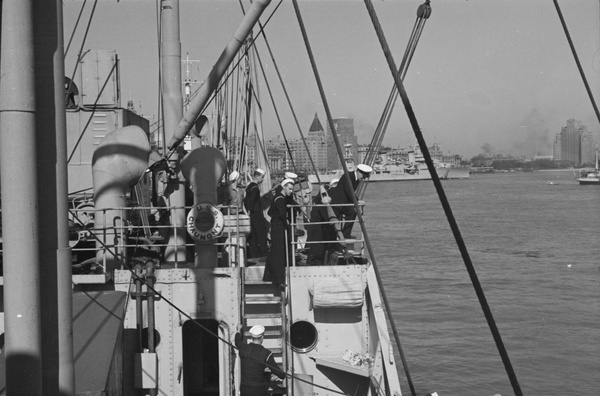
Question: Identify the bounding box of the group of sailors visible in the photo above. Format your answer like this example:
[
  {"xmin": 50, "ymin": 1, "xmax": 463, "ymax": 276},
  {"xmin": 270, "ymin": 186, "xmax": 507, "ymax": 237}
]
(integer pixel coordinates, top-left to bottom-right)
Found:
[
  {"xmin": 229, "ymin": 166, "xmax": 371, "ymax": 395},
  {"xmin": 218, "ymin": 164, "xmax": 373, "ymax": 288}
]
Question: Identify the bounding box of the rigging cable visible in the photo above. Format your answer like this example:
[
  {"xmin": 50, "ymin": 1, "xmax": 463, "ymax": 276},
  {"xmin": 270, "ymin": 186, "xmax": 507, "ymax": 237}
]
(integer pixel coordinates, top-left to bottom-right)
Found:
[
  {"xmin": 251, "ymin": 5, "xmax": 322, "ymax": 182},
  {"xmin": 66, "ymin": 61, "xmax": 118, "ymax": 164},
  {"xmin": 365, "ymin": 1, "xmax": 430, "ymax": 167},
  {"xmin": 290, "ymin": 1, "xmax": 416, "ymax": 395},
  {"xmin": 362, "ymin": 0, "xmax": 524, "ymax": 395},
  {"xmin": 156, "ymin": 0, "xmax": 284, "ymax": 164},
  {"xmin": 64, "ymin": 0, "xmax": 98, "ymax": 106},
  {"xmin": 357, "ymin": 0, "xmax": 431, "ymax": 200},
  {"xmin": 237, "ymin": 0, "xmax": 303, "ymax": 179},
  {"xmin": 247, "ymin": 47, "xmax": 286, "ymax": 177},
  {"xmin": 250, "ymin": 56, "xmax": 298, "ymax": 174},
  {"xmin": 64, "ymin": 0, "xmax": 88, "ymax": 58},
  {"xmin": 553, "ymin": 0, "xmax": 600, "ymax": 125}
]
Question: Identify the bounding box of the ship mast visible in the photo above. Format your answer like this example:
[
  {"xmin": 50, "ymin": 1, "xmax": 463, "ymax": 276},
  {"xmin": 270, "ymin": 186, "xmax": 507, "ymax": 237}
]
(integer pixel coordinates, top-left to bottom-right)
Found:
[
  {"xmin": 160, "ymin": 0, "xmax": 187, "ymax": 263},
  {"xmin": 0, "ymin": 0, "xmax": 74, "ymax": 394}
]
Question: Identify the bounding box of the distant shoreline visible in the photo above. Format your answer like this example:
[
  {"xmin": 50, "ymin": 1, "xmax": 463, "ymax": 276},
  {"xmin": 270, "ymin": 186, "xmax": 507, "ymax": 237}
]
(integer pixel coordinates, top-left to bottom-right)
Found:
[{"xmin": 537, "ymin": 168, "xmax": 575, "ymax": 172}]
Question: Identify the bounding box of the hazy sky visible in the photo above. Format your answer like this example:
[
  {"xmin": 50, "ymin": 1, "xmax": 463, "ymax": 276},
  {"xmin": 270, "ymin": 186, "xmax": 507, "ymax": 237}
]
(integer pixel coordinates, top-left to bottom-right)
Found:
[{"xmin": 63, "ymin": 0, "xmax": 600, "ymax": 158}]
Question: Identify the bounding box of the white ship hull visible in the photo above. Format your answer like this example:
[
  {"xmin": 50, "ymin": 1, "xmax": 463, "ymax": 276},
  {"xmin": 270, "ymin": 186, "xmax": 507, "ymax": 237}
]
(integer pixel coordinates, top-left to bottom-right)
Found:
[{"xmin": 309, "ymin": 166, "xmax": 470, "ymax": 184}]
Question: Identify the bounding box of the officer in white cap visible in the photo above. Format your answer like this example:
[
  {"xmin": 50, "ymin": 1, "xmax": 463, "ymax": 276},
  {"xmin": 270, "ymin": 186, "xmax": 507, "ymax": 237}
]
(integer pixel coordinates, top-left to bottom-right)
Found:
[
  {"xmin": 235, "ymin": 324, "xmax": 286, "ymax": 395},
  {"xmin": 356, "ymin": 163, "xmax": 373, "ymax": 179},
  {"xmin": 245, "ymin": 168, "xmax": 269, "ymax": 258},
  {"xmin": 327, "ymin": 163, "xmax": 372, "ymax": 239}
]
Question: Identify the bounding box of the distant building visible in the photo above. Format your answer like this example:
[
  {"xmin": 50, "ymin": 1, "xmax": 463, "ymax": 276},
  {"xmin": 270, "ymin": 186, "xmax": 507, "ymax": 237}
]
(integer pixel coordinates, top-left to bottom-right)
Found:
[
  {"xmin": 286, "ymin": 113, "xmax": 328, "ymax": 172},
  {"xmin": 581, "ymin": 132, "xmax": 598, "ymax": 165},
  {"xmin": 553, "ymin": 119, "xmax": 597, "ymax": 165},
  {"xmin": 327, "ymin": 118, "xmax": 358, "ymax": 170}
]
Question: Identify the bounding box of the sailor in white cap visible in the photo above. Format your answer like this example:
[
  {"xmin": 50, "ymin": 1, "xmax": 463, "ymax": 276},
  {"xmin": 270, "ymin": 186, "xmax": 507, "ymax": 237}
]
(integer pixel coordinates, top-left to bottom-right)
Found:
[
  {"xmin": 327, "ymin": 163, "xmax": 372, "ymax": 239},
  {"xmin": 248, "ymin": 324, "xmax": 265, "ymax": 338},
  {"xmin": 224, "ymin": 170, "xmax": 242, "ymax": 214},
  {"xmin": 284, "ymin": 171, "xmax": 298, "ymax": 180},
  {"xmin": 328, "ymin": 178, "xmax": 339, "ymax": 189},
  {"xmin": 235, "ymin": 324, "xmax": 286, "ymax": 395},
  {"xmin": 228, "ymin": 170, "xmax": 240, "ymax": 183},
  {"xmin": 263, "ymin": 178, "xmax": 295, "ymax": 288},
  {"xmin": 245, "ymin": 168, "xmax": 269, "ymax": 258}
]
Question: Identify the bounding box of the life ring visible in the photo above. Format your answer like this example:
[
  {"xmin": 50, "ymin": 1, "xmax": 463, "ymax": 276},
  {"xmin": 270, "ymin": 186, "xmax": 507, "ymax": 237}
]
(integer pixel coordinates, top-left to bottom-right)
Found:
[{"xmin": 186, "ymin": 202, "xmax": 224, "ymax": 242}]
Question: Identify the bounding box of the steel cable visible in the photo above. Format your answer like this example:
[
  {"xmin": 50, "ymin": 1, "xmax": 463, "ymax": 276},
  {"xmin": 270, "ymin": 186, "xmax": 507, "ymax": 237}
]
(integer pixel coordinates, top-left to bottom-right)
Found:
[{"xmin": 363, "ymin": 0, "xmax": 523, "ymax": 395}]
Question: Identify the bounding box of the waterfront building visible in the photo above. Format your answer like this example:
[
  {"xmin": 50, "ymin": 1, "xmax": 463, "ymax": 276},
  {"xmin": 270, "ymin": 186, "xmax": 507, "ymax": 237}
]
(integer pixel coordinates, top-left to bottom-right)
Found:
[
  {"xmin": 553, "ymin": 119, "xmax": 597, "ymax": 165},
  {"xmin": 286, "ymin": 113, "xmax": 328, "ymax": 172},
  {"xmin": 326, "ymin": 117, "xmax": 358, "ymax": 170},
  {"xmin": 581, "ymin": 131, "xmax": 598, "ymax": 166}
]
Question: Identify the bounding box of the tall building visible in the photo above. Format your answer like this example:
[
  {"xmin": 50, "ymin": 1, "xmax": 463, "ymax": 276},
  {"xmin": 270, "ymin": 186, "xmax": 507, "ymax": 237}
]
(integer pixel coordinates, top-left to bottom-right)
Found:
[
  {"xmin": 581, "ymin": 131, "xmax": 597, "ymax": 165},
  {"xmin": 553, "ymin": 119, "xmax": 597, "ymax": 165},
  {"xmin": 264, "ymin": 113, "xmax": 330, "ymax": 173},
  {"xmin": 306, "ymin": 113, "xmax": 328, "ymax": 171},
  {"xmin": 327, "ymin": 117, "xmax": 358, "ymax": 170}
]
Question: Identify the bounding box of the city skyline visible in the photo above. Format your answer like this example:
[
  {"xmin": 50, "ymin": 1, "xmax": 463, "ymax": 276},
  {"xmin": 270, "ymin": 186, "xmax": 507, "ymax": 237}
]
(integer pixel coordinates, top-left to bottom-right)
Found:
[{"xmin": 63, "ymin": 0, "xmax": 600, "ymax": 158}]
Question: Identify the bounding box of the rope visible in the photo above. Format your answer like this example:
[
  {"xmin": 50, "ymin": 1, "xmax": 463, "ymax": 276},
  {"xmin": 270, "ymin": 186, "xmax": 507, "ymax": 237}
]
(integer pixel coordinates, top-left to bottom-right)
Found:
[
  {"xmin": 64, "ymin": 0, "xmax": 99, "ymax": 106},
  {"xmin": 251, "ymin": 47, "xmax": 299, "ymax": 172},
  {"xmin": 66, "ymin": 61, "xmax": 118, "ymax": 164},
  {"xmin": 553, "ymin": 0, "xmax": 600, "ymax": 125},
  {"xmin": 363, "ymin": 1, "xmax": 524, "ymax": 395},
  {"xmin": 292, "ymin": 1, "xmax": 416, "ymax": 393},
  {"xmin": 252, "ymin": 10, "xmax": 322, "ymax": 181},
  {"xmin": 237, "ymin": 0, "xmax": 305, "ymax": 178},
  {"xmin": 64, "ymin": 0, "xmax": 88, "ymax": 58},
  {"xmin": 358, "ymin": 0, "xmax": 431, "ymax": 200}
]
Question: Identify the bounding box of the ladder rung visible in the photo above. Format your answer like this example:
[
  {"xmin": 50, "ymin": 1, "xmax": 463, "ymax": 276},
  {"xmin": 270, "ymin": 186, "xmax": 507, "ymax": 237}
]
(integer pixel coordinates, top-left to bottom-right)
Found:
[
  {"xmin": 245, "ymin": 314, "xmax": 282, "ymax": 327},
  {"xmin": 245, "ymin": 294, "xmax": 282, "ymax": 304},
  {"xmin": 244, "ymin": 329, "xmax": 282, "ymax": 338},
  {"xmin": 244, "ymin": 280, "xmax": 273, "ymax": 285}
]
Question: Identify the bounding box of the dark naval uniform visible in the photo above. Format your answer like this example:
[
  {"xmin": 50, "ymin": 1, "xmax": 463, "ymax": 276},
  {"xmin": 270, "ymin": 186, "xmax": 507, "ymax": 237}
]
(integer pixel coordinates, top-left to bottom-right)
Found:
[
  {"xmin": 306, "ymin": 193, "xmax": 337, "ymax": 265},
  {"xmin": 263, "ymin": 192, "xmax": 290, "ymax": 286},
  {"xmin": 327, "ymin": 171, "xmax": 359, "ymax": 238},
  {"xmin": 245, "ymin": 181, "xmax": 269, "ymax": 258},
  {"xmin": 235, "ymin": 333, "xmax": 285, "ymax": 396}
]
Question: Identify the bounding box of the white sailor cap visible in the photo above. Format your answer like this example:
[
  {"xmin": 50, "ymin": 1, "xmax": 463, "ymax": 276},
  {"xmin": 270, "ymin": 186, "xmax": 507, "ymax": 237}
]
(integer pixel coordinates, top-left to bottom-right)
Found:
[
  {"xmin": 249, "ymin": 325, "xmax": 265, "ymax": 338},
  {"xmin": 329, "ymin": 178, "xmax": 339, "ymax": 187},
  {"xmin": 228, "ymin": 171, "xmax": 240, "ymax": 182},
  {"xmin": 356, "ymin": 164, "xmax": 373, "ymax": 175},
  {"xmin": 284, "ymin": 171, "xmax": 298, "ymax": 179},
  {"xmin": 281, "ymin": 178, "xmax": 295, "ymax": 187},
  {"xmin": 255, "ymin": 168, "xmax": 265, "ymax": 175}
]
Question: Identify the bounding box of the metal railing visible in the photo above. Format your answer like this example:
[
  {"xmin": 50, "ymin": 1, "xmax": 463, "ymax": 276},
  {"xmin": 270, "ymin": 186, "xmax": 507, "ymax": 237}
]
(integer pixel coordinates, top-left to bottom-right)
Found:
[
  {"xmin": 288, "ymin": 201, "xmax": 366, "ymax": 267},
  {"xmin": 0, "ymin": 202, "xmax": 368, "ymax": 271},
  {"xmin": 66, "ymin": 204, "xmax": 251, "ymax": 271}
]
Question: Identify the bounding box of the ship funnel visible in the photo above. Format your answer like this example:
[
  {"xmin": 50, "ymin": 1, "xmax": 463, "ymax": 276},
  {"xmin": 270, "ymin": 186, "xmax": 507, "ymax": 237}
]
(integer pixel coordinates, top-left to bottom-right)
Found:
[
  {"xmin": 92, "ymin": 125, "xmax": 150, "ymax": 272},
  {"xmin": 181, "ymin": 147, "xmax": 227, "ymax": 268}
]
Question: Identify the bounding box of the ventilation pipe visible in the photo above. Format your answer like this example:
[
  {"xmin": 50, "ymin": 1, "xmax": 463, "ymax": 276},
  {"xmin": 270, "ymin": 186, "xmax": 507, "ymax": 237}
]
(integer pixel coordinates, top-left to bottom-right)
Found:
[
  {"xmin": 180, "ymin": 147, "xmax": 226, "ymax": 268},
  {"xmin": 92, "ymin": 126, "xmax": 150, "ymax": 272}
]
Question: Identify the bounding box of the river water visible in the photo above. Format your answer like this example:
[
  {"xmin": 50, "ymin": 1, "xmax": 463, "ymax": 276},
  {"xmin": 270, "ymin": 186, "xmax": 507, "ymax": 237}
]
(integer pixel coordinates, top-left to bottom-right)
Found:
[{"xmin": 362, "ymin": 170, "xmax": 600, "ymax": 396}]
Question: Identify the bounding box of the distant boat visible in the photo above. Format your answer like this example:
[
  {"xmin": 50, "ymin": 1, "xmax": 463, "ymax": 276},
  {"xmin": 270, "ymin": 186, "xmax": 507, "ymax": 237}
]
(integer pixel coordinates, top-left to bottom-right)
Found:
[
  {"xmin": 309, "ymin": 150, "xmax": 470, "ymax": 184},
  {"xmin": 574, "ymin": 149, "xmax": 599, "ymax": 185}
]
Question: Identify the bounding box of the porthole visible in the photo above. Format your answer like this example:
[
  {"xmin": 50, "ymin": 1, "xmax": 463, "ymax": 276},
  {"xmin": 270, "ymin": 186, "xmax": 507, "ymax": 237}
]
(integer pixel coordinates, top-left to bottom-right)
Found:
[{"xmin": 289, "ymin": 320, "xmax": 318, "ymax": 353}]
